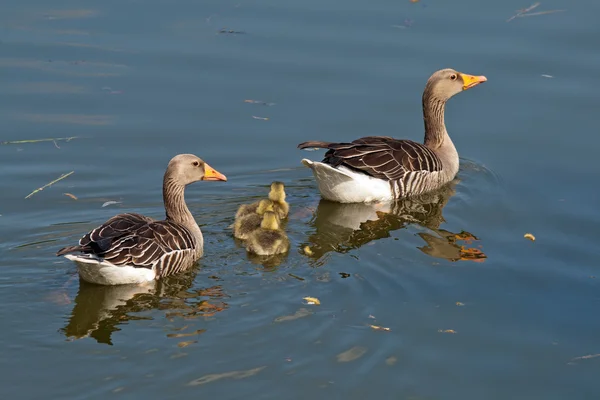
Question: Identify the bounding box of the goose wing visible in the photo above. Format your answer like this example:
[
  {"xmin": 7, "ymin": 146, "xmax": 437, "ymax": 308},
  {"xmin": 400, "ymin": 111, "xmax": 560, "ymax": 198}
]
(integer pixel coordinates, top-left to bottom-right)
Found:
[
  {"xmin": 58, "ymin": 213, "xmax": 198, "ymax": 275},
  {"xmin": 298, "ymin": 136, "xmax": 443, "ymax": 181}
]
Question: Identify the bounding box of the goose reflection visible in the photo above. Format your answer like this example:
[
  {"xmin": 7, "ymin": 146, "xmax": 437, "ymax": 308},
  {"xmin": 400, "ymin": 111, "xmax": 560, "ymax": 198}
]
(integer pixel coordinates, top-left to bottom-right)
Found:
[
  {"xmin": 60, "ymin": 270, "xmax": 229, "ymax": 345},
  {"xmin": 300, "ymin": 180, "xmax": 486, "ymax": 263}
]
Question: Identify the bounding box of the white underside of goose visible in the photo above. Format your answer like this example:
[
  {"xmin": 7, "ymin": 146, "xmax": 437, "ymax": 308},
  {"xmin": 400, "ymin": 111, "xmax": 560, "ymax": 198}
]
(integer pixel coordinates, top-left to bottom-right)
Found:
[
  {"xmin": 301, "ymin": 159, "xmax": 394, "ymax": 203},
  {"xmin": 65, "ymin": 254, "xmax": 156, "ymax": 285}
]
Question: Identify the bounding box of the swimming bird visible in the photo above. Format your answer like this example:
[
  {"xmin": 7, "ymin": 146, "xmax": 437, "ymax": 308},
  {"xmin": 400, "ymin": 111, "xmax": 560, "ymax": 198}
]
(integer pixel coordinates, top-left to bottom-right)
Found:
[
  {"xmin": 56, "ymin": 154, "xmax": 227, "ymax": 285},
  {"xmin": 245, "ymin": 211, "xmax": 290, "ymax": 256},
  {"xmin": 267, "ymin": 181, "xmax": 289, "ymax": 219},
  {"xmin": 234, "ymin": 181, "xmax": 289, "ymax": 220},
  {"xmin": 298, "ymin": 68, "xmax": 487, "ymax": 203},
  {"xmin": 233, "ymin": 199, "xmax": 275, "ymax": 240}
]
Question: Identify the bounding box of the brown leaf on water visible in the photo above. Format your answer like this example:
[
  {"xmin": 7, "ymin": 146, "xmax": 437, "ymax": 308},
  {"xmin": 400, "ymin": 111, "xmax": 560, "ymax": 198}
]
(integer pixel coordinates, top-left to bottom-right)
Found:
[
  {"xmin": 303, "ymin": 296, "xmax": 320, "ymax": 305},
  {"xmin": 438, "ymin": 329, "xmax": 457, "ymax": 334},
  {"xmin": 187, "ymin": 366, "xmax": 266, "ymax": 386},
  {"xmin": 167, "ymin": 329, "xmax": 206, "ymax": 338},
  {"xmin": 337, "ymin": 346, "xmax": 367, "ymax": 362},
  {"xmin": 63, "ymin": 192, "xmax": 78, "ymax": 200},
  {"xmin": 369, "ymin": 324, "xmax": 391, "ymax": 332},
  {"xmin": 177, "ymin": 340, "xmax": 197, "ymax": 348},
  {"xmin": 524, "ymin": 233, "xmax": 536, "ymax": 241}
]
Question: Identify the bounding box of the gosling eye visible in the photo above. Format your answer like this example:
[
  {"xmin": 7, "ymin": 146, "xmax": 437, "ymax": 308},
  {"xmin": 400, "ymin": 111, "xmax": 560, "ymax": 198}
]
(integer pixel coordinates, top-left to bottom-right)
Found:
[
  {"xmin": 192, "ymin": 161, "xmax": 200, "ymax": 167},
  {"xmin": 450, "ymin": 74, "xmax": 457, "ymax": 81}
]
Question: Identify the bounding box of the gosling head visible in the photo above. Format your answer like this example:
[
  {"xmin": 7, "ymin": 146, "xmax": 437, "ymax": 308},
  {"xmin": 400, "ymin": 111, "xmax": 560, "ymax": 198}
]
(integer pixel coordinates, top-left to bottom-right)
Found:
[
  {"xmin": 268, "ymin": 181, "xmax": 286, "ymax": 202},
  {"xmin": 261, "ymin": 211, "xmax": 280, "ymax": 230},
  {"xmin": 424, "ymin": 68, "xmax": 487, "ymax": 102},
  {"xmin": 256, "ymin": 199, "xmax": 275, "ymax": 215},
  {"xmin": 165, "ymin": 154, "xmax": 227, "ymax": 186}
]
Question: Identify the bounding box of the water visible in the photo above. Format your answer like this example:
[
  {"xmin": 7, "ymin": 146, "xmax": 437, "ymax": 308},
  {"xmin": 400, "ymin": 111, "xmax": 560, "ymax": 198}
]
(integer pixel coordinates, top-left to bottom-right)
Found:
[{"xmin": 1, "ymin": 0, "xmax": 599, "ymax": 398}]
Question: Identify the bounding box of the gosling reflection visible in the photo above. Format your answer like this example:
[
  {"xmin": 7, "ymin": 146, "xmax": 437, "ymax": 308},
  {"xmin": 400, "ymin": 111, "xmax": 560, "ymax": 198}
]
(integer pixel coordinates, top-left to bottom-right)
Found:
[
  {"xmin": 301, "ymin": 181, "xmax": 485, "ymax": 263},
  {"xmin": 60, "ymin": 270, "xmax": 229, "ymax": 345}
]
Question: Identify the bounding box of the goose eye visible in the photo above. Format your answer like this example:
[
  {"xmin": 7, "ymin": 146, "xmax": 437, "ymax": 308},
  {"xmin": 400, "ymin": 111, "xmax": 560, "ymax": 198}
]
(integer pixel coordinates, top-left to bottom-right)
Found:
[
  {"xmin": 450, "ymin": 74, "xmax": 457, "ymax": 80},
  {"xmin": 192, "ymin": 161, "xmax": 200, "ymax": 167}
]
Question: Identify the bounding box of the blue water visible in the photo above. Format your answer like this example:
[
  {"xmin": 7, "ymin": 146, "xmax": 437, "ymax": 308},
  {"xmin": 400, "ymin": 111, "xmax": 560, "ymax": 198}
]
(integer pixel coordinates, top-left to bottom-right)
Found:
[{"xmin": 1, "ymin": 0, "xmax": 599, "ymax": 399}]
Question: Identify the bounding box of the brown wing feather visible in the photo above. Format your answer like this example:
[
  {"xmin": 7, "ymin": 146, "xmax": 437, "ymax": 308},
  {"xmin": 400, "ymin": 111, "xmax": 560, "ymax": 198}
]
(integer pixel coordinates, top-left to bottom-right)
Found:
[
  {"xmin": 298, "ymin": 136, "xmax": 442, "ymax": 181},
  {"xmin": 56, "ymin": 212, "xmax": 197, "ymax": 270}
]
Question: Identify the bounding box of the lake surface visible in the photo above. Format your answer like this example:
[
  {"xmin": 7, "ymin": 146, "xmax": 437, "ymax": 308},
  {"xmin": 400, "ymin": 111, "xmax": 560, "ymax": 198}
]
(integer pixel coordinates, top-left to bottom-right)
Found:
[{"xmin": 1, "ymin": 0, "xmax": 599, "ymax": 398}]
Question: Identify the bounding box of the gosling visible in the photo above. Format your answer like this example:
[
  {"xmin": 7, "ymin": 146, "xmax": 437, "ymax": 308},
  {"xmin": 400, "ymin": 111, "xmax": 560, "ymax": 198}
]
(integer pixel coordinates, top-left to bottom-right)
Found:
[
  {"xmin": 233, "ymin": 199, "xmax": 274, "ymax": 240},
  {"xmin": 245, "ymin": 211, "xmax": 290, "ymax": 256}
]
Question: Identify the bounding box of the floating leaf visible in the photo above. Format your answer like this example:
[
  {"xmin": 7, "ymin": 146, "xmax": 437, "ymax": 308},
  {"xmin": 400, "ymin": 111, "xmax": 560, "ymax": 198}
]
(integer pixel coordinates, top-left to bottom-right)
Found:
[
  {"xmin": 438, "ymin": 329, "xmax": 457, "ymax": 334},
  {"xmin": 524, "ymin": 233, "xmax": 535, "ymax": 241},
  {"xmin": 63, "ymin": 192, "xmax": 78, "ymax": 200},
  {"xmin": 303, "ymin": 296, "xmax": 320, "ymax": 305},
  {"xmin": 102, "ymin": 200, "xmax": 121, "ymax": 208},
  {"xmin": 369, "ymin": 324, "xmax": 391, "ymax": 332},
  {"xmin": 177, "ymin": 340, "xmax": 197, "ymax": 348},
  {"xmin": 456, "ymin": 302, "xmax": 465, "ymax": 306},
  {"xmin": 303, "ymin": 246, "xmax": 313, "ymax": 256}
]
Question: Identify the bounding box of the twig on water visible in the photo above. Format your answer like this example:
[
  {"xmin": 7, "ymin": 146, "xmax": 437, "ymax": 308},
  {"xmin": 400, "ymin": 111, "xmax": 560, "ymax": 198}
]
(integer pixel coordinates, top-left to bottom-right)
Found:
[
  {"xmin": 1, "ymin": 136, "xmax": 78, "ymax": 145},
  {"xmin": 507, "ymin": 2, "xmax": 565, "ymax": 22},
  {"xmin": 25, "ymin": 171, "xmax": 74, "ymax": 199}
]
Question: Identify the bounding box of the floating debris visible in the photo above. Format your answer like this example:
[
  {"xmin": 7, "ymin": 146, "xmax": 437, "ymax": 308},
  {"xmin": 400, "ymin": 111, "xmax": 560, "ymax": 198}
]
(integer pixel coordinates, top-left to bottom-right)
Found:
[
  {"xmin": 244, "ymin": 99, "xmax": 276, "ymax": 106},
  {"xmin": 218, "ymin": 28, "xmax": 246, "ymax": 34},
  {"xmin": 303, "ymin": 245, "xmax": 313, "ymax": 256},
  {"xmin": 25, "ymin": 171, "xmax": 74, "ymax": 199},
  {"xmin": 102, "ymin": 201, "xmax": 121, "ymax": 208},
  {"xmin": 177, "ymin": 340, "xmax": 197, "ymax": 348},
  {"xmin": 303, "ymin": 296, "xmax": 321, "ymax": 305},
  {"xmin": 63, "ymin": 193, "xmax": 78, "ymax": 200},
  {"xmin": 369, "ymin": 324, "xmax": 391, "ymax": 332},
  {"xmin": 524, "ymin": 233, "xmax": 536, "ymax": 241},
  {"xmin": 541, "ymin": 74, "xmax": 554, "ymax": 78},
  {"xmin": 507, "ymin": 2, "xmax": 565, "ymax": 22},
  {"xmin": 456, "ymin": 302, "xmax": 465, "ymax": 306},
  {"xmin": 438, "ymin": 329, "xmax": 457, "ymax": 334},
  {"xmin": 1, "ymin": 136, "xmax": 78, "ymax": 145},
  {"xmin": 252, "ymin": 116, "xmax": 269, "ymax": 121}
]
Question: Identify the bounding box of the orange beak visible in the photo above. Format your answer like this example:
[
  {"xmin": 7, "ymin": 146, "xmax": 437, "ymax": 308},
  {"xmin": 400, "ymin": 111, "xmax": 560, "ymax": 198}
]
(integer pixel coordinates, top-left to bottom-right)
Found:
[
  {"xmin": 460, "ymin": 73, "xmax": 487, "ymax": 90},
  {"xmin": 202, "ymin": 163, "xmax": 227, "ymax": 181}
]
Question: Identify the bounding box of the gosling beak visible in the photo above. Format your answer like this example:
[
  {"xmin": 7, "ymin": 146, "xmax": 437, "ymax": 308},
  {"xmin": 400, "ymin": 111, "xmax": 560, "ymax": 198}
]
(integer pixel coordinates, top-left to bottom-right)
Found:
[
  {"xmin": 202, "ymin": 163, "xmax": 227, "ymax": 181},
  {"xmin": 460, "ymin": 73, "xmax": 487, "ymax": 90}
]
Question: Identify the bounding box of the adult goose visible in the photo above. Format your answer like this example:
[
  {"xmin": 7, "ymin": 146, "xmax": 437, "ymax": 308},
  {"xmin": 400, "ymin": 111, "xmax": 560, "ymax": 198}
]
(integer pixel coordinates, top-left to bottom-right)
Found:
[
  {"xmin": 56, "ymin": 154, "xmax": 227, "ymax": 285},
  {"xmin": 298, "ymin": 68, "xmax": 487, "ymax": 203}
]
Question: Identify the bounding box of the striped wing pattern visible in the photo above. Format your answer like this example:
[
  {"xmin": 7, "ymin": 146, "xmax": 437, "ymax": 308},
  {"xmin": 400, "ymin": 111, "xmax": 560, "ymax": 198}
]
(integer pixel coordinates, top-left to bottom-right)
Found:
[
  {"xmin": 75, "ymin": 212, "xmax": 198, "ymax": 277},
  {"xmin": 299, "ymin": 136, "xmax": 443, "ymax": 197}
]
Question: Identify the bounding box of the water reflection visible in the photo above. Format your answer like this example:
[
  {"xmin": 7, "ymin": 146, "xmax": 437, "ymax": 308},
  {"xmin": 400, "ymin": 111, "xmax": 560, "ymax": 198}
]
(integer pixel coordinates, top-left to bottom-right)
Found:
[
  {"xmin": 300, "ymin": 180, "xmax": 486, "ymax": 263},
  {"xmin": 60, "ymin": 269, "xmax": 229, "ymax": 345}
]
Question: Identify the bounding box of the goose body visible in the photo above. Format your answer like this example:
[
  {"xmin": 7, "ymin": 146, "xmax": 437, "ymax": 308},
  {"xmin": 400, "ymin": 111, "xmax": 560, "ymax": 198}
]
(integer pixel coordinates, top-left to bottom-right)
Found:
[
  {"xmin": 299, "ymin": 69, "xmax": 486, "ymax": 203},
  {"xmin": 57, "ymin": 154, "xmax": 227, "ymax": 285}
]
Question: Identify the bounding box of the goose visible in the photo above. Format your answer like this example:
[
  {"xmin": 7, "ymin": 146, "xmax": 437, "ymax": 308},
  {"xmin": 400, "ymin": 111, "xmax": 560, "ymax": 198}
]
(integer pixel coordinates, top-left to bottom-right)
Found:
[
  {"xmin": 245, "ymin": 211, "xmax": 290, "ymax": 256},
  {"xmin": 298, "ymin": 68, "xmax": 487, "ymax": 203},
  {"xmin": 233, "ymin": 199, "xmax": 275, "ymax": 240},
  {"xmin": 56, "ymin": 154, "xmax": 227, "ymax": 285},
  {"xmin": 234, "ymin": 181, "xmax": 289, "ymax": 220}
]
